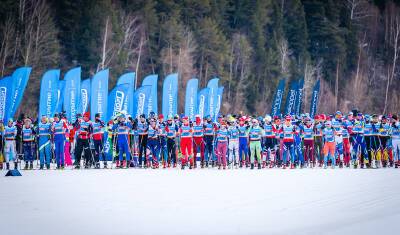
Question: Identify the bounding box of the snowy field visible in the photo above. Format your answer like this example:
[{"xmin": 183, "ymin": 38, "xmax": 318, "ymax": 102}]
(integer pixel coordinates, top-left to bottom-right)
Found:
[{"xmin": 1, "ymin": 168, "xmax": 400, "ymax": 235}]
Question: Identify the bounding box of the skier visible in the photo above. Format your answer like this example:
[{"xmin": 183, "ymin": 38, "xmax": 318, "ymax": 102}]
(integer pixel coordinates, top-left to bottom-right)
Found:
[
  {"xmin": 137, "ymin": 114, "xmax": 148, "ymax": 168},
  {"xmin": 204, "ymin": 116, "xmax": 215, "ymax": 167},
  {"xmin": 3, "ymin": 119, "xmax": 17, "ymax": 170},
  {"xmin": 73, "ymin": 112, "xmax": 92, "ymax": 169},
  {"xmin": 301, "ymin": 117, "xmax": 315, "ymax": 167},
  {"xmin": 249, "ymin": 118, "xmax": 264, "ymax": 169},
  {"xmin": 147, "ymin": 117, "xmax": 160, "ymax": 168},
  {"xmin": 238, "ymin": 117, "xmax": 249, "ymax": 167},
  {"xmin": 165, "ymin": 115, "xmax": 177, "ymax": 167},
  {"xmin": 178, "ymin": 116, "xmax": 193, "ymax": 169},
  {"xmin": 280, "ymin": 115, "xmax": 296, "ymax": 169},
  {"xmin": 22, "ymin": 118, "xmax": 36, "ymax": 170},
  {"xmin": 112, "ymin": 113, "xmax": 133, "ymax": 168},
  {"xmin": 92, "ymin": 113, "xmax": 105, "ymax": 169},
  {"xmin": 192, "ymin": 115, "xmax": 205, "ymax": 168},
  {"xmin": 37, "ymin": 115, "xmax": 52, "ymax": 169},
  {"xmin": 263, "ymin": 115, "xmax": 275, "ymax": 168},
  {"xmin": 52, "ymin": 113, "xmax": 67, "ymax": 169},
  {"xmin": 216, "ymin": 121, "xmax": 229, "ymax": 169},
  {"xmin": 323, "ymin": 121, "xmax": 336, "ymax": 169},
  {"xmin": 391, "ymin": 115, "xmax": 400, "ymax": 168},
  {"xmin": 352, "ymin": 113, "xmax": 366, "ymax": 168},
  {"xmin": 0, "ymin": 121, "xmax": 4, "ymax": 170},
  {"xmin": 228, "ymin": 117, "xmax": 239, "ymax": 168},
  {"xmin": 158, "ymin": 114, "xmax": 168, "ymax": 168}
]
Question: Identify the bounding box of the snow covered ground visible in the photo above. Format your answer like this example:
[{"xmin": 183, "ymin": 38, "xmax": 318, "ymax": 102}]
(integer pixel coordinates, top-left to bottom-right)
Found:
[{"xmin": 1, "ymin": 168, "xmax": 400, "ymax": 235}]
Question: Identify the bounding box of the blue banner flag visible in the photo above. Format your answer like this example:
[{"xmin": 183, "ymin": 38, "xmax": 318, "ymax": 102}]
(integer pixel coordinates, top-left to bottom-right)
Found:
[
  {"xmin": 80, "ymin": 79, "xmax": 91, "ymax": 114},
  {"xmin": 107, "ymin": 83, "xmax": 130, "ymax": 120},
  {"xmin": 310, "ymin": 80, "xmax": 321, "ymax": 118},
  {"xmin": 270, "ymin": 79, "xmax": 286, "ymax": 117},
  {"xmin": 162, "ymin": 73, "xmax": 178, "ymax": 118},
  {"xmin": 207, "ymin": 78, "xmax": 219, "ymax": 119},
  {"xmin": 63, "ymin": 67, "xmax": 81, "ymax": 122},
  {"xmin": 197, "ymin": 88, "xmax": 209, "ymax": 119},
  {"xmin": 39, "ymin": 70, "xmax": 60, "ymax": 118},
  {"xmin": 117, "ymin": 72, "xmax": 135, "ymax": 116},
  {"xmin": 184, "ymin": 78, "xmax": 198, "ymax": 120},
  {"xmin": 295, "ymin": 79, "xmax": 304, "ymax": 116},
  {"xmin": 142, "ymin": 74, "xmax": 158, "ymax": 115},
  {"xmin": 213, "ymin": 87, "xmax": 224, "ymax": 121},
  {"xmin": 0, "ymin": 76, "xmax": 12, "ymax": 122},
  {"xmin": 56, "ymin": 80, "xmax": 65, "ymax": 113},
  {"xmin": 90, "ymin": 69, "xmax": 109, "ymax": 120},
  {"xmin": 284, "ymin": 80, "xmax": 298, "ymax": 115},
  {"xmin": 133, "ymin": 85, "xmax": 152, "ymax": 118},
  {"xmin": 6, "ymin": 67, "xmax": 32, "ymax": 120}
]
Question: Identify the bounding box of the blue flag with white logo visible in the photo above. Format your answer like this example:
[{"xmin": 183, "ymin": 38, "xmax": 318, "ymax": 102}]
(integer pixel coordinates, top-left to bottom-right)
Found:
[
  {"xmin": 6, "ymin": 67, "xmax": 32, "ymax": 120},
  {"xmin": 162, "ymin": 73, "xmax": 178, "ymax": 118},
  {"xmin": 117, "ymin": 72, "xmax": 135, "ymax": 116},
  {"xmin": 108, "ymin": 83, "xmax": 130, "ymax": 120},
  {"xmin": 133, "ymin": 85, "xmax": 152, "ymax": 118},
  {"xmin": 90, "ymin": 69, "xmax": 109, "ymax": 120},
  {"xmin": 56, "ymin": 80, "xmax": 65, "ymax": 113},
  {"xmin": 284, "ymin": 80, "xmax": 298, "ymax": 115},
  {"xmin": 270, "ymin": 79, "xmax": 286, "ymax": 117},
  {"xmin": 80, "ymin": 79, "xmax": 91, "ymax": 114},
  {"xmin": 142, "ymin": 74, "xmax": 158, "ymax": 115},
  {"xmin": 184, "ymin": 78, "xmax": 198, "ymax": 121},
  {"xmin": 213, "ymin": 87, "xmax": 224, "ymax": 122},
  {"xmin": 310, "ymin": 80, "xmax": 321, "ymax": 118},
  {"xmin": 0, "ymin": 76, "xmax": 12, "ymax": 122},
  {"xmin": 39, "ymin": 69, "xmax": 60, "ymax": 118},
  {"xmin": 295, "ymin": 79, "xmax": 304, "ymax": 116},
  {"xmin": 63, "ymin": 67, "xmax": 81, "ymax": 122},
  {"xmin": 197, "ymin": 88, "xmax": 209, "ymax": 119},
  {"xmin": 207, "ymin": 78, "xmax": 219, "ymax": 119}
]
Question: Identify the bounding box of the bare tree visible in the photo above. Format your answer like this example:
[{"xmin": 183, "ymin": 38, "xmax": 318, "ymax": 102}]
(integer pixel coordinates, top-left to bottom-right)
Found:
[
  {"xmin": 278, "ymin": 38, "xmax": 291, "ymax": 77},
  {"xmin": 0, "ymin": 16, "xmax": 16, "ymax": 76}
]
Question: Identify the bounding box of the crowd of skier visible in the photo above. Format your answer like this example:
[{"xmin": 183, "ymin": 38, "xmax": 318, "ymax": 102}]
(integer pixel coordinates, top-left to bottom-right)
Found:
[{"xmin": 0, "ymin": 110, "xmax": 399, "ymax": 171}]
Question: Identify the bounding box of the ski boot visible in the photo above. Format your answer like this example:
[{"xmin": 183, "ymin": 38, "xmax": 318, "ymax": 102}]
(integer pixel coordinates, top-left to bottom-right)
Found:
[
  {"xmin": 290, "ymin": 163, "xmax": 295, "ymax": 169},
  {"xmin": 223, "ymin": 165, "xmax": 226, "ymax": 170},
  {"xmin": 103, "ymin": 162, "xmax": 108, "ymax": 169},
  {"xmin": 250, "ymin": 163, "xmax": 254, "ymax": 170},
  {"xmin": 46, "ymin": 164, "xmax": 51, "ymax": 170},
  {"xmin": 163, "ymin": 161, "xmax": 166, "ymax": 169},
  {"xmin": 181, "ymin": 163, "xmax": 185, "ymax": 170},
  {"xmin": 61, "ymin": 164, "xmax": 65, "ymax": 170},
  {"xmin": 205, "ymin": 162, "xmax": 208, "ymax": 168},
  {"xmin": 258, "ymin": 163, "xmax": 261, "ymax": 169},
  {"xmin": 14, "ymin": 162, "xmax": 18, "ymax": 170},
  {"xmin": 39, "ymin": 164, "xmax": 44, "ymax": 170},
  {"xmin": 122, "ymin": 160, "xmax": 127, "ymax": 169},
  {"xmin": 29, "ymin": 162, "xmax": 33, "ymax": 170},
  {"xmin": 24, "ymin": 162, "xmax": 29, "ymax": 170},
  {"xmin": 95, "ymin": 162, "xmax": 100, "ymax": 169},
  {"xmin": 6, "ymin": 162, "xmax": 10, "ymax": 170},
  {"xmin": 173, "ymin": 163, "xmax": 177, "ymax": 168}
]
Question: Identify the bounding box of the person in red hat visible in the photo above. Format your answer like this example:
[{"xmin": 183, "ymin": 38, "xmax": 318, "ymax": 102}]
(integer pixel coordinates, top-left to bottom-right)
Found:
[
  {"xmin": 178, "ymin": 116, "xmax": 193, "ymax": 169},
  {"xmin": 73, "ymin": 112, "xmax": 93, "ymax": 169},
  {"xmin": 193, "ymin": 115, "xmax": 205, "ymax": 168}
]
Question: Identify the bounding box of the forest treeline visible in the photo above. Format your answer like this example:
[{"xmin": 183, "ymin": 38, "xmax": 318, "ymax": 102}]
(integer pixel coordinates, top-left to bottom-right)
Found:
[{"xmin": 0, "ymin": 0, "xmax": 399, "ymax": 117}]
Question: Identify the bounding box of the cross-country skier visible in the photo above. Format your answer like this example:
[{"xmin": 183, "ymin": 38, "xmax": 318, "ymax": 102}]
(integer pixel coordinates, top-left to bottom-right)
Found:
[
  {"xmin": 73, "ymin": 112, "xmax": 92, "ymax": 169},
  {"xmin": 158, "ymin": 114, "xmax": 168, "ymax": 168},
  {"xmin": 178, "ymin": 116, "xmax": 193, "ymax": 169},
  {"xmin": 238, "ymin": 117, "xmax": 249, "ymax": 168},
  {"xmin": 112, "ymin": 113, "xmax": 133, "ymax": 168},
  {"xmin": 323, "ymin": 121, "xmax": 336, "ymax": 169},
  {"xmin": 3, "ymin": 119, "xmax": 17, "ymax": 170},
  {"xmin": 165, "ymin": 115, "xmax": 177, "ymax": 167},
  {"xmin": 301, "ymin": 117, "xmax": 315, "ymax": 167},
  {"xmin": 92, "ymin": 113, "xmax": 105, "ymax": 169},
  {"xmin": 147, "ymin": 117, "xmax": 160, "ymax": 168},
  {"xmin": 52, "ymin": 113, "xmax": 67, "ymax": 169},
  {"xmin": 137, "ymin": 114, "xmax": 148, "ymax": 168},
  {"xmin": 280, "ymin": 115, "xmax": 296, "ymax": 169},
  {"xmin": 391, "ymin": 115, "xmax": 400, "ymax": 168},
  {"xmin": 193, "ymin": 115, "xmax": 205, "ymax": 168},
  {"xmin": 37, "ymin": 115, "xmax": 52, "ymax": 169},
  {"xmin": 216, "ymin": 121, "xmax": 229, "ymax": 170},
  {"xmin": 249, "ymin": 118, "xmax": 264, "ymax": 169},
  {"xmin": 228, "ymin": 117, "xmax": 239, "ymax": 168},
  {"xmin": 204, "ymin": 116, "xmax": 215, "ymax": 167},
  {"xmin": 22, "ymin": 118, "xmax": 36, "ymax": 170}
]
